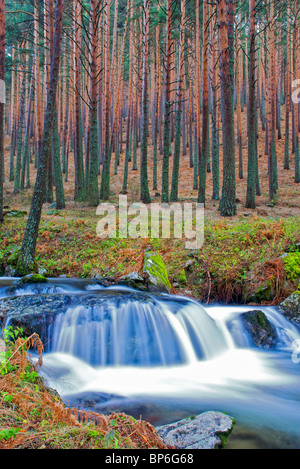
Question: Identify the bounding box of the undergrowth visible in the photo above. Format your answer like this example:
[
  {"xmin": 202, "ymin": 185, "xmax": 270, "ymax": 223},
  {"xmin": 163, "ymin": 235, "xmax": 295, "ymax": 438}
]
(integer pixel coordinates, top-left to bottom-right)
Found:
[
  {"xmin": 0, "ymin": 327, "xmax": 167, "ymax": 450},
  {"xmin": 0, "ymin": 210, "xmax": 299, "ymax": 304}
]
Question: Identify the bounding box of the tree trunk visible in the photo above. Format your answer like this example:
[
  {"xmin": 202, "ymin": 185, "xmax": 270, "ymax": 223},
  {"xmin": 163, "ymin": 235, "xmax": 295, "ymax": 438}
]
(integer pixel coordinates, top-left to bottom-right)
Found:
[
  {"xmin": 217, "ymin": 0, "xmax": 236, "ymax": 216},
  {"xmin": 17, "ymin": 0, "xmax": 65, "ymax": 274},
  {"xmin": 284, "ymin": 4, "xmax": 290, "ymax": 170},
  {"xmin": 88, "ymin": 0, "xmax": 100, "ymax": 206},
  {"xmin": 170, "ymin": 0, "xmax": 186, "ymax": 202},
  {"xmin": 198, "ymin": 0, "xmax": 209, "ymax": 204},
  {"xmin": 161, "ymin": 0, "xmax": 172, "ymax": 203},
  {"xmin": 246, "ymin": 0, "xmax": 257, "ymax": 209},
  {"xmin": 140, "ymin": 0, "xmax": 151, "ymax": 204},
  {"xmin": 294, "ymin": 4, "xmax": 300, "ymax": 183},
  {"xmin": 0, "ymin": 0, "xmax": 4, "ymax": 222}
]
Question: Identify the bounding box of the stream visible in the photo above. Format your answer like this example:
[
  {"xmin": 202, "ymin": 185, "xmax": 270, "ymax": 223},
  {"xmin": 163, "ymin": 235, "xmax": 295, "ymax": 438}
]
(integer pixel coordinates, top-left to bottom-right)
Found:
[{"xmin": 1, "ymin": 277, "xmax": 300, "ymax": 449}]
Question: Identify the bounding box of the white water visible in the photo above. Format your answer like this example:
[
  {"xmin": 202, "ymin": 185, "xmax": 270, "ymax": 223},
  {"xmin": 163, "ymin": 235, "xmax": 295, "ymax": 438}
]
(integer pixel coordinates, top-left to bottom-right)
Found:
[{"xmin": 1, "ymin": 278, "xmax": 300, "ymax": 448}]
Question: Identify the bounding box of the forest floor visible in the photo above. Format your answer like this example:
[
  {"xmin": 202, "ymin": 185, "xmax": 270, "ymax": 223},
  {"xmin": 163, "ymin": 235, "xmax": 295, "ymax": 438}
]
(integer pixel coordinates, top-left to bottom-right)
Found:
[{"xmin": 1, "ymin": 109, "xmax": 300, "ymax": 304}]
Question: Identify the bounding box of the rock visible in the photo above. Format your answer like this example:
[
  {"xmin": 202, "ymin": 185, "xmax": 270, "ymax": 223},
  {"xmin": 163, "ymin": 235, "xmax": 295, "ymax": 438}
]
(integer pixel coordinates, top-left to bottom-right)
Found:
[
  {"xmin": 156, "ymin": 411, "xmax": 235, "ymax": 449},
  {"xmin": 143, "ymin": 251, "xmax": 172, "ymax": 293},
  {"xmin": 0, "ymin": 293, "xmax": 73, "ymax": 340},
  {"xmin": 4, "ymin": 265, "xmax": 16, "ymax": 277},
  {"xmin": 38, "ymin": 267, "xmax": 48, "ymax": 277},
  {"xmin": 117, "ymin": 272, "xmax": 147, "ymax": 291},
  {"xmin": 184, "ymin": 259, "xmax": 195, "ymax": 271},
  {"xmin": 93, "ymin": 276, "xmax": 116, "ymax": 287},
  {"xmin": 278, "ymin": 291, "xmax": 300, "ymax": 325},
  {"xmin": 0, "ymin": 291, "xmax": 163, "ymax": 345},
  {"xmin": 17, "ymin": 274, "xmax": 49, "ymax": 285},
  {"xmin": 240, "ymin": 310, "xmax": 278, "ymax": 349},
  {"xmin": 5, "ymin": 210, "xmax": 27, "ymax": 218}
]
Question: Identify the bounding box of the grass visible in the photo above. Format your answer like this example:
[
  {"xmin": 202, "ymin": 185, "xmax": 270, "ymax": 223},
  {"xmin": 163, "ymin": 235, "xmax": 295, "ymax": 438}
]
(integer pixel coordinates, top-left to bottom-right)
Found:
[{"xmin": 0, "ymin": 327, "xmax": 167, "ymax": 450}]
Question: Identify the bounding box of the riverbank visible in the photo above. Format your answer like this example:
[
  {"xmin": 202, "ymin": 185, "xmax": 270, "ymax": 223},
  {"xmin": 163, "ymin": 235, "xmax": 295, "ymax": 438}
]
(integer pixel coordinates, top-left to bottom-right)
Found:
[{"xmin": 1, "ymin": 204, "xmax": 299, "ymax": 305}]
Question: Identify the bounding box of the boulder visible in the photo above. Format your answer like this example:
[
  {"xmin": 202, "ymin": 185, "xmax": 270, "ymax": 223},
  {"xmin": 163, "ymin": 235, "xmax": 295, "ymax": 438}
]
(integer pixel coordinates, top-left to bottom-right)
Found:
[
  {"xmin": 17, "ymin": 274, "xmax": 49, "ymax": 285},
  {"xmin": 143, "ymin": 251, "xmax": 172, "ymax": 293},
  {"xmin": 240, "ymin": 310, "xmax": 278, "ymax": 349},
  {"xmin": 278, "ymin": 291, "xmax": 300, "ymax": 325},
  {"xmin": 117, "ymin": 272, "xmax": 147, "ymax": 291},
  {"xmin": 156, "ymin": 411, "xmax": 235, "ymax": 449}
]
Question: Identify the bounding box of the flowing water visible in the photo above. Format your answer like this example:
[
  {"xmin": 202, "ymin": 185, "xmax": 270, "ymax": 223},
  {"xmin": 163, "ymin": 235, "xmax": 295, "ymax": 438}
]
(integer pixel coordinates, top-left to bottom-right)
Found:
[{"xmin": 1, "ymin": 277, "xmax": 300, "ymax": 449}]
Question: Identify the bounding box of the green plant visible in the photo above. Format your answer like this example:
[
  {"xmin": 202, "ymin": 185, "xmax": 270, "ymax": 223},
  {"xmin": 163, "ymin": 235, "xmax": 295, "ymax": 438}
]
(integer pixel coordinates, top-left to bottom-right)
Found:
[
  {"xmin": 282, "ymin": 252, "xmax": 300, "ymax": 281},
  {"xmin": 0, "ymin": 428, "xmax": 21, "ymax": 441}
]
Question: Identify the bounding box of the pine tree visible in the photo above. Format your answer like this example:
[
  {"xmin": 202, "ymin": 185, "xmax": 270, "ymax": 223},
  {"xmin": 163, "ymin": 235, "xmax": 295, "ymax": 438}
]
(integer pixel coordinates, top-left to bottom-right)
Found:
[
  {"xmin": 0, "ymin": 0, "xmax": 4, "ymax": 222},
  {"xmin": 17, "ymin": 0, "xmax": 65, "ymax": 274},
  {"xmin": 217, "ymin": 0, "xmax": 236, "ymax": 216}
]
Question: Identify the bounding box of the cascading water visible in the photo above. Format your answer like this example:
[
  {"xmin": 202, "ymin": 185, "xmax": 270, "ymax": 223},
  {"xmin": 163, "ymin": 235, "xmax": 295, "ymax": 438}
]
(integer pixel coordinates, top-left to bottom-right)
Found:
[
  {"xmin": 0, "ymin": 277, "xmax": 300, "ymax": 449},
  {"xmin": 49, "ymin": 295, "xmax": 229, "ymax": 366}
]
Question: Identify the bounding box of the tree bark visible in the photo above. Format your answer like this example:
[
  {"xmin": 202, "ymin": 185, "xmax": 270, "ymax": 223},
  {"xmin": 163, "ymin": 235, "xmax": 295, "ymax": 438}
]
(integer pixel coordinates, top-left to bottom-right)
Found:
[
  {"xmin": 0, "ymin": 0, "xmax": 4, "ymax": 222},
  {"xmin": 140, "ymin": 0, "xmax": 151, "ymax": 204},
  {"xmin": 17, "ymin": 0, "xmax": 65, "ymax": 274},
  {"xmin": 246, "ymin": 0, "xmax": 257, "ymax": 209},
  {"xmin": 161, "ymin": 0, "xmax": 172, "ymax": 203},
  {"xmin": 217, "ymin": 0, "xmax": 236, "ymax": 216}
]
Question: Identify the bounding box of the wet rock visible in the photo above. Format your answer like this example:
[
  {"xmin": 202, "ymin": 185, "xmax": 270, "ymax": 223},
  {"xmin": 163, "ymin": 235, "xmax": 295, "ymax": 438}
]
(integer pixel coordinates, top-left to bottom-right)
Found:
[
  {"xmin": 117, "ymin": 272, "xmax": 147, "ymax": 291},
  {"xmin": 156, "ymin": 411, "xmax": 235, "ymax": 449},
  {"xmin": 240, "ymin": 310, "xmax": 278, "ymax": 349},
  {"xmin": 0, "ymin": 291, "xmax": 163, "ymax": 347},
  {"xmin": 17, "ymin": 274, "xmax": 49, "ymax": 285}
]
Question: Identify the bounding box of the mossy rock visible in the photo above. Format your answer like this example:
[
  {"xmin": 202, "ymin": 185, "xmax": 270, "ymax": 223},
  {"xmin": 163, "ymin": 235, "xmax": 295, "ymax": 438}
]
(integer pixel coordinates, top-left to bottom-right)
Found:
[
  {"xmin": 241, "ymin": 310, "xmax": 278, "ymax": 349},
  {"xmin": 143, "ymin": 251, "xmax": 172, "ymax": 293},
  {"xmin": 5, "ymin": 209, "xmax": 27, "ymax": 218},
  {"xmin": 17, "ymin": 274, "xmax": 49, "ymax": 285}
]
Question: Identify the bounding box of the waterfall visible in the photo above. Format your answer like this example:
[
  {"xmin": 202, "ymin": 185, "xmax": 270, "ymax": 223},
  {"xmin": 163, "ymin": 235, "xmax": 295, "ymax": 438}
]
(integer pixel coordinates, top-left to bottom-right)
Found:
[
  {"xmin": 49, "ymin": 295, "xmax": 230, "ymax": 367},
  {"xmin": 1, "ymin": 278, "xmax": 300, "ymax": 447}
]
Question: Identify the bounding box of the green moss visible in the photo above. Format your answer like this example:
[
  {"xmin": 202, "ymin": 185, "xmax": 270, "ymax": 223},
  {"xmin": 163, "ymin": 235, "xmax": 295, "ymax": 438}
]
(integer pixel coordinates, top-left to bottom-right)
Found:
[
  {"xmin": 143, "ymin": 251, "xmax": 171, "ymax": 292},
  {"xmin": 251, "ymin": 311, "xmax": 267, "ymax": 329},
  {"xmin": 18, "ymin": 274, "xmax": 49, "ymax": 284},
  {"xmin": 7, "ymin": 246, "xmax": 22, "ymax": 266},
  {"xmin": 253, "ymin": 281, "xmax": 273, "ymax": 302},
  {"xmin": 179, "ymin": 269, "xmax": 187, "ymax": 285},
  {"xmin": 216, "ymin": 416, "xmax": 235, "ymax": 449}
]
